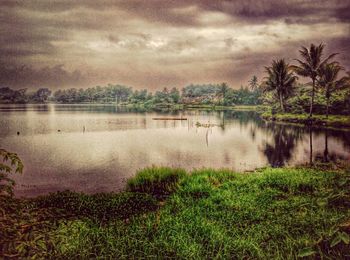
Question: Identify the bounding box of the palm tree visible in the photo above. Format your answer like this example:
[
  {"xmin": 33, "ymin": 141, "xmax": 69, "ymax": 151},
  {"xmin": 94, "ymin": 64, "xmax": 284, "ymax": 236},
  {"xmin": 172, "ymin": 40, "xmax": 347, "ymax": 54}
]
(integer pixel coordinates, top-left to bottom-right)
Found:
[
  {"xmin": 318, "ymin": 63, "xmax": 349, "ymax": 118},
  {"xmin": 263, "ymin": 59, "xmax": 297, "ymax": 112},
  {"xmin": 248, "ymin": 75, "xmax": 259, "ymax": 91},
  {"xmin": 218, "ymin": 82, "xmax": 229, "ymax": 105},
  {"xmin": 291, "ymin": 43, "xmax": 337, "ymax": 118}
]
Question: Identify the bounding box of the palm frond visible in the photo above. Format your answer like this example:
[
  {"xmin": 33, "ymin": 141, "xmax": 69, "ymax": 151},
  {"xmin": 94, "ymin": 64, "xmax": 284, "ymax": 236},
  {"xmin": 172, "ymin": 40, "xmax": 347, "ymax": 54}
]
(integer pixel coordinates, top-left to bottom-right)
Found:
[{"xmin": 319, "ymin": 53, "xmax": 338, "ymax": 68}]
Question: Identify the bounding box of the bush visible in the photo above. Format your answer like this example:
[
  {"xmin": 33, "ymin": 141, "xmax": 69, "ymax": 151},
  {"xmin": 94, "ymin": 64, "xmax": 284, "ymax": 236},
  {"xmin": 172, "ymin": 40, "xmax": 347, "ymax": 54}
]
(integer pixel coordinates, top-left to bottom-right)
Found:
[
  {"xmin": 0, "ymin": 148, "xmax": 23, "ymax": 197},
  {"xmin": 127, "ymin": 167, "xmax": 187, "ymax": 196}
]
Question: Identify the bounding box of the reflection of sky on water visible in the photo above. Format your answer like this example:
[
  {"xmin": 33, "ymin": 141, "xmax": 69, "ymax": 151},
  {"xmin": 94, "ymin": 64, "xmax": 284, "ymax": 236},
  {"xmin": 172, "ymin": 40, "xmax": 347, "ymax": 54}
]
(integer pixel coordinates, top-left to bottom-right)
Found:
[{"xmin": 0, "ymin": 104, "xmax": 349, "ymax": 197}]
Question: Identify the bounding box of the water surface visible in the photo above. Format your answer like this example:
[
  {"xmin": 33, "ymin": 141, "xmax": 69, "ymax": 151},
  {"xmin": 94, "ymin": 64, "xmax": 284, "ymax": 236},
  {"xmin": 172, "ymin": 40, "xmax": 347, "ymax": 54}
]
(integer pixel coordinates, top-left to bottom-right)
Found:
[{"xmin": 0, "ymin": 104, "xmax": 349, "ymax": 197}]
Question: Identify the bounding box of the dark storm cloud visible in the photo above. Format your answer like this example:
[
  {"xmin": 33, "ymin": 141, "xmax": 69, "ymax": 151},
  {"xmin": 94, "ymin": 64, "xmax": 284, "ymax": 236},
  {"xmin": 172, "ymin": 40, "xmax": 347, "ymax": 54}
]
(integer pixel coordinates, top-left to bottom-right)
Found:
[
  {"xmin": 0, "ymin": 0, "xmax": 349, "ymax": 89},
  {"xmin": 328, "ymin": 36, "xmax": 350, "ymax": 69},
  {"xmin": 4, "ymin": 0, "xmax": 349, "ymax": 25},
  {"xmin": 0, "ymin": 64, "xmax": 86, "ymax": 89},
  {"xmin": 120, "ymin": 0, "xmax": 349, "ymax": 25}
]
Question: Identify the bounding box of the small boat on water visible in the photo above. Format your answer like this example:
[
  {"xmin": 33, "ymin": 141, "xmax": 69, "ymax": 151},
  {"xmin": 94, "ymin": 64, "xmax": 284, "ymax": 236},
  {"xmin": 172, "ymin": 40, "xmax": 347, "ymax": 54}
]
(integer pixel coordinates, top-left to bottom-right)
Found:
[{"xmin": 152, "ymin": 117, "xmax": 187, "ymax": 120}]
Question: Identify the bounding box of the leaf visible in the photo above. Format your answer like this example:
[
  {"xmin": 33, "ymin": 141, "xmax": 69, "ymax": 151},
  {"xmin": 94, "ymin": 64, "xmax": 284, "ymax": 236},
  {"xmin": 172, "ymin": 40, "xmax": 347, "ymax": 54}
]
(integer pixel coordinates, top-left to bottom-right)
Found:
[
  {"xmin": 339, "ymin": 232, "xmax": 350, "ymax": 244},
  {"xmin": 298, "ymin": 247, "xmax": 316, "ymax": 257},
  {"xmin": 316, "ymin": 198, "xmax": 327, "ymax": 207},
  {"xmin": 338, "ymin": 179, "xmax": 348, "ymax": 187},
  {"xmin": 330, "ymin": 235, "xmax": 342, "ymax": 247},
  {"xmin": 328, "ymin": 226, "xmax": 339, "ymax": 237}
]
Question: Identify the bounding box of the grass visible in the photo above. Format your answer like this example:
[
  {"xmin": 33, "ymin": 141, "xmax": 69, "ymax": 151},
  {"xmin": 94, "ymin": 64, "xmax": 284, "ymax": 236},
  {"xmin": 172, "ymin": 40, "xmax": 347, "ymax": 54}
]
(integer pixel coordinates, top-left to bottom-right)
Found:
[
  {"xmin": 1, "ymin": 165, "xmax": 350, "ymax": 258},
  {"xmin": 261, "ymin": 111, "xmax": 350, "ymax": 128},
  {"xmin": 127, "ymin": 166, "xmax": 187, "ymax": 197}
]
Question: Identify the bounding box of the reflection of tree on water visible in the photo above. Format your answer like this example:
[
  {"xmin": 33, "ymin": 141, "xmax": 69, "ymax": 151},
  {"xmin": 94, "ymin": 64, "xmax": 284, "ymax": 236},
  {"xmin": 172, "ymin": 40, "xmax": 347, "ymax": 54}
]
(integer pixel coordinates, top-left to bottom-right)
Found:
[
  {"xmin": 261, "ymin": 123, "xmax": 305, "ymax": 167},
  {"xmin": 309, "ymin": 127, "xmax": 313, "ymax": 165},
  {"xmin": 323, "ymin": 129, "xmax": 328, "ymax": 162},
  {"xmin": 218, "ymin": 111, "xmax": 307, "ymax": 166},
  {"xmin": 220, "ymin": 111, "xmax": 225, "ymax": 131},
  {"xmin": 206, "ymin": 129, "xmax": 209, "ymax": 146},
  {"xmin": 314, "ymin": 128, "xmax": 348, "ymax": 163},
  {"xmin": 219, "ymin": 110, "xmax": 265, "ymax": 135}
]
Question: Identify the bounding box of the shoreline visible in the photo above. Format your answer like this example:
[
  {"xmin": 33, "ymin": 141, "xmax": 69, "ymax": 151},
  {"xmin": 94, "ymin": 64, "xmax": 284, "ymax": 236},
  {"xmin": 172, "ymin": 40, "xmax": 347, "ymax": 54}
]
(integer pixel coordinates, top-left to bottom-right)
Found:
[
  {"xmin": 0, "ymin": 102, "xmax": 253, "ymax": 110},
  {"xmin": 260, "ymin": 111, "xmax": 350, "ymax": 128}
]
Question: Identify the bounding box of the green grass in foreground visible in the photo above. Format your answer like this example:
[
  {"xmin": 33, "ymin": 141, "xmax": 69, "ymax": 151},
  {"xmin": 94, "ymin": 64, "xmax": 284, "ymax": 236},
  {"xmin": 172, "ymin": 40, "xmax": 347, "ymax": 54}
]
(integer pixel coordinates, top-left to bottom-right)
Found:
[
  {"xmin": 261, "ymin": 112, "xmax": 350, "ymax": 127},
  {"xmin": 1, "ymin": 166, "xmax": 350, "ymax": 258},
  {"xmin": 127, "ymin": 166, "xmax": 186, "ymax": 197}
]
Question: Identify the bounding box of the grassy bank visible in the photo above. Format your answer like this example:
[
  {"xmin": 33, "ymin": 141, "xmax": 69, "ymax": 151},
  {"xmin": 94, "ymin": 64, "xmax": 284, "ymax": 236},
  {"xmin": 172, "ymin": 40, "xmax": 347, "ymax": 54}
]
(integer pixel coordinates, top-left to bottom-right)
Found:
[
  {"xmin": 261, "ymin": 111, "xmax": 350, "ymax": 128},
  {"xmin": 1, "ymin": 166, "xmax": 350, "ymax": 258}
]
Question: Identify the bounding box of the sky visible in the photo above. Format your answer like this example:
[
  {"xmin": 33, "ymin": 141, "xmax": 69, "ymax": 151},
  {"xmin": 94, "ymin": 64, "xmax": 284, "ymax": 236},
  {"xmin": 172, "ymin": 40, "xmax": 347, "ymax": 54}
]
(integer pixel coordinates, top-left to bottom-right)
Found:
[{"xmin": 0, "ymin": 0, "xmax": 349, "ymax": 90}]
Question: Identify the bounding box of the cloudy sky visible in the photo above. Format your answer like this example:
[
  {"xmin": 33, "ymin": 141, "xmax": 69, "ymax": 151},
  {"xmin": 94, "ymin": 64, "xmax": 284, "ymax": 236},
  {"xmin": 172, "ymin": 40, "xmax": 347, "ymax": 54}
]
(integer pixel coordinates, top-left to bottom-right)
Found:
[{"xmin": 0, "ymin": 0, "xmax": 349, "ymax": 90}]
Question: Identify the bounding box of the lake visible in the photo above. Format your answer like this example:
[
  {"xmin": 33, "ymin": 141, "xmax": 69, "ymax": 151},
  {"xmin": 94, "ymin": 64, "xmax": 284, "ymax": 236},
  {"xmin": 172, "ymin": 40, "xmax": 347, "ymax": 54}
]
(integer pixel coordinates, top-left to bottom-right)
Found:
[{"xmin": 1, "ymin": 104, "xmax": 349, "ymax": 197}]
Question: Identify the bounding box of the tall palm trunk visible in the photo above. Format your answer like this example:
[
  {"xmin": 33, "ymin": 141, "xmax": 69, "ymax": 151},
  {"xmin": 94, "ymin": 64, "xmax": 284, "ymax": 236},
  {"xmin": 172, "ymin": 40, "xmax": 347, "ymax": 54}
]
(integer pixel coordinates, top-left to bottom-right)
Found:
[
  {"xmin": 309, "ymin": 78, "xmax": 315, "ymax": 118},
  {"xmin": 326, "ymin": 88, "xmax": 330, "ymax": 119},
  {"xmin": 279, "ymin": 93, "xmax": 285, "ymax": 112}
]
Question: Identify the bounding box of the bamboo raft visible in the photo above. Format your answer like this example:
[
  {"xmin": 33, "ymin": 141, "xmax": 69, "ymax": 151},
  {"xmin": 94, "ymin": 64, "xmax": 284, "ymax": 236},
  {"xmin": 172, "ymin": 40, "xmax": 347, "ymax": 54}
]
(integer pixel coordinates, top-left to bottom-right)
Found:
[{"xmin": 152, "ymin": 117, "xmax": 187, "ymax": 120}]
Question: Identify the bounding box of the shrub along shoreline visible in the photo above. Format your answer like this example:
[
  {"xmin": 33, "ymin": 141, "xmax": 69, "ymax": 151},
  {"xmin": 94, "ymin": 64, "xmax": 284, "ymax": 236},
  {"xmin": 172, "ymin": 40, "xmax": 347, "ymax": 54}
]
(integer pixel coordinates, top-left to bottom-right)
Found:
[
  {"xmin": 1, "ymin": 165, "xmax": 350, "ymax": 258},
  {"xmin": 260, "ymin": 111, "xmax": 350, "ymax": 128}
]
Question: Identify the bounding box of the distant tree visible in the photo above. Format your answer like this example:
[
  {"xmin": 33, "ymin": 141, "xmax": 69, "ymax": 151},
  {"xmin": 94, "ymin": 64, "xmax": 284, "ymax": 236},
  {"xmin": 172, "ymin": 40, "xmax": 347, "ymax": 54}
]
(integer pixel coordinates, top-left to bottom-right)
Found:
[
  {"xmin": 263, "ymin": 59, "xmax": 297, "ymax": 112},
  {"xmin": 248, "ymin": 75, "xmax": 259, "ymax": 91},
  {"xmin": 291, "ymin": 43, "xmax": 337, "ymax": 118},
  {"xmin": 130, "ymin": 89, "xmax": 148, "ymax": 103},
  {"xmin": 30, "ymin": 88, "xmax": 52, "ymax": 103},
  {"xmin": 318, "ymin": 63, "xmax": 350, "ymax": 117},
  {"xmin": 77, "ymin": 88, "xmax": 86, "ymax": 102},
  {"xmin": 182, "ymin": 84, "xmax": 218, "ymax": 98},
  {"xmin": 139, "ymin": 89, "xmax": 148, "ymax": 101},
  {"xmin": 217, "ymin": 82, "xmax": 229, "ymax": 105},
  {"xmin": 67, "ymin": 88, "xmax": 78, "ymax": 103},
  {"xmin": 223, "ymin": 88, "xmax": 238, "ymax": 105},
  {"xmin": 153, "ymin": 87, "xmax": 170, "ymax": 103},
  {"xmin": 0, "ymin": 87, "xmax": 27, "ymax": 103},
  {"xmin": 113, "ymin": 85, "xmax": 132, "ymax": 104},
  {"xmin": 169, "ymin": 87, "xmax": 180, "ymax": 103}
]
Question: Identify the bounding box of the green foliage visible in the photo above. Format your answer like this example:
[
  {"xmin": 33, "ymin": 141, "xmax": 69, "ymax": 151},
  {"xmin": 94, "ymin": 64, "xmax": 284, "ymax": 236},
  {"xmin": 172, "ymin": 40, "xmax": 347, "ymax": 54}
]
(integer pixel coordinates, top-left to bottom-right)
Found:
[
  {"xmin": 0, "ymin": 148, "xmax": 23, "ymax": 197},
  {"xmin": 127, "ymin": 167, "xmax": 187, "ymax": 197},
  {"xmin": 318, "ymin": 63, "xmax": 350, "ymax": 116},
  {"xmin": 224, "ymin": 85, "xmax": 262, "ymax": 106},
  {"xmin": 169, "ymin": 87, "xmax": 180, "ymax": 103},
  {"xmin": 248, "ymin": 75, "xmax": 259, "ymax": 91},
  {"xmin": 30, "ymin": 88, "xmax": 52, "ymax": 103},
  {"xmin": 291, "ymin": 43, "xmax": 338, "ymax": 117},
  {"xmin": 259, "ymin": 43, "xmax": 349, "ymax": 116},
  {"xmin": 261, "ymin": 112, "xmax": 350, "ymax": 127},
  {"xmin": 181, "ymin": 82, "xmax": 262, "ymax": 106},
  {"xmin": 262, "ymin": 59, "xmax": 297, "ymax": 112},
  {"xmin": 182, "ymin": 83, "xmax": 219, "ymax": 98},
  {"xmin": 53, "ymin": 84, "xmax": 132, "ymax": 103},
  {"xmin": 0, "ymin": 87, "xmax": 27, "ymax": 103}
]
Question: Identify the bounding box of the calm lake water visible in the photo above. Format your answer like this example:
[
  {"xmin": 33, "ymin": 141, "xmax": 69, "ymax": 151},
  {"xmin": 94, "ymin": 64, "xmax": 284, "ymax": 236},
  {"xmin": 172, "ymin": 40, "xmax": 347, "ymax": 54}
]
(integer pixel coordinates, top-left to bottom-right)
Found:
[{"xmin": 1, "ymin": 104, "xmax": 349, "ymax": 197}]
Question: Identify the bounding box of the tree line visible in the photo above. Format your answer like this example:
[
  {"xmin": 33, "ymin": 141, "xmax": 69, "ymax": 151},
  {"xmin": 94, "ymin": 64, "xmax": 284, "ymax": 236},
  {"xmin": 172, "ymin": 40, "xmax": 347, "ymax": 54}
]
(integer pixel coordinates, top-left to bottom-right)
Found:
[{"xmin": 0, "ymin": 82, "xmax": 262, "ymax": 106}]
